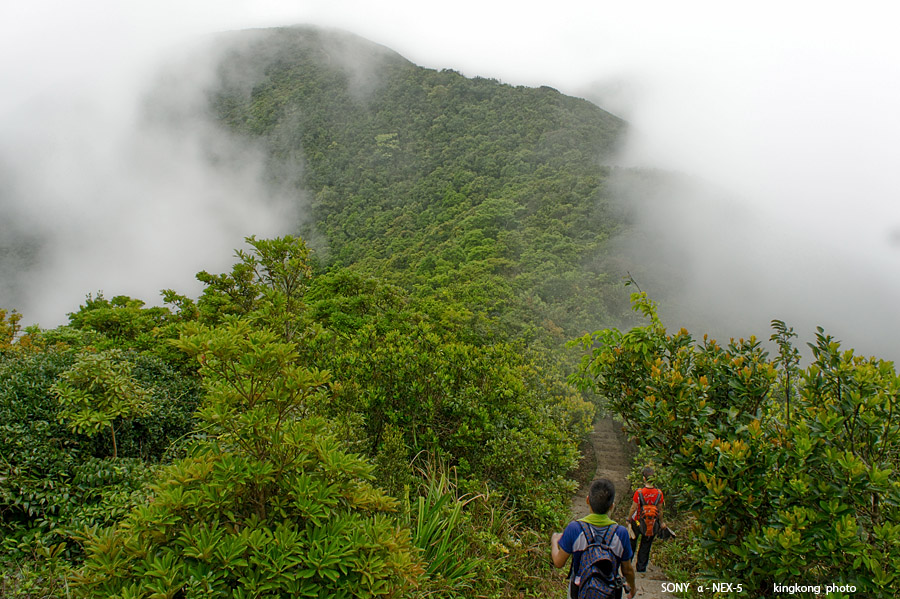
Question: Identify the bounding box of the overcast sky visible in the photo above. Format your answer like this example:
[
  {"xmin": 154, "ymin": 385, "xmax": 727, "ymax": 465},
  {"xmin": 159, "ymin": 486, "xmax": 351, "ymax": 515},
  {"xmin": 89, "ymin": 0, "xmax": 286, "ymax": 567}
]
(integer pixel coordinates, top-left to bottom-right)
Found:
[{"xmin": 1, "ymin": 1, "xmax": 898, "ymax": 358}]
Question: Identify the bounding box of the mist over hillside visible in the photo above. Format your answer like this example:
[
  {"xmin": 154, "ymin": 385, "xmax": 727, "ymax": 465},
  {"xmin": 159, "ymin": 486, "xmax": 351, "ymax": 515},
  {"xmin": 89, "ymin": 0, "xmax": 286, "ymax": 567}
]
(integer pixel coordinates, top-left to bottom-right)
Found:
[
  {"xmin": 0, "ymin": 33, "xmax": 301, "ymax": 325},
  {"xmin": 1, "ymin": 26, "xmax": 633, "ymax": 345},
  {"xmin": 235, "ymin": 28, "xmax": 632, "ymax": 332},
  {"xmin": 609, "ymin": 166, "xmax": 900, "ymax": 362},
  {"xmin": 1, "ymin": 24, "xmax": 898, "ymax": 361}
]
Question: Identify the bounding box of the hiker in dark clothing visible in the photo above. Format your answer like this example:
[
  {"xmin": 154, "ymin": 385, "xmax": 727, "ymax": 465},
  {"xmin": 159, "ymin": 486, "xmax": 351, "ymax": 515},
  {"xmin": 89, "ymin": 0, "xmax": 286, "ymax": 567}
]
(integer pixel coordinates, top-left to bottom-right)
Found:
[
  {"xmin": 627, "ymin": 467, "xmax": 666, "ymax": 573},
  {"xmin": 551, "ymin": 478, "xmax": 636, "ymax": 599}
]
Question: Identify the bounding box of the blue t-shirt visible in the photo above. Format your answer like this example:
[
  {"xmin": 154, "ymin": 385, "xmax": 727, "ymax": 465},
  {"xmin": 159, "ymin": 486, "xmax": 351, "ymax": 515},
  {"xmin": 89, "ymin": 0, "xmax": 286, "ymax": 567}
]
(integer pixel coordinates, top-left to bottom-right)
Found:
[{"xmin": 559, "ymin": 518, "xmax": 633, "ymax": 598}]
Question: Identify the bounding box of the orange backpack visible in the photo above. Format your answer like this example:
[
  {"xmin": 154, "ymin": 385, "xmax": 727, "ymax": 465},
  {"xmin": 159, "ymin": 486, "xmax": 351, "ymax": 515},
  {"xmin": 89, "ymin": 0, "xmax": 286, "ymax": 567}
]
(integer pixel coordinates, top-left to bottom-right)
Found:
[{"xmin": 637, "ymin": 490, "xmax": 662, "ymax": 537}]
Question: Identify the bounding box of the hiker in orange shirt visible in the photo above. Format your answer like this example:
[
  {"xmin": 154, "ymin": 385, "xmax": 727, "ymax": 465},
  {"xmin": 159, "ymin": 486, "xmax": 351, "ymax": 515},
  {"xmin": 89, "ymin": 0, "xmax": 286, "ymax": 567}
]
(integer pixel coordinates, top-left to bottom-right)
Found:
[{"xmin": 627, "ymin": 467, "xmax": 665, "ymax": 573}]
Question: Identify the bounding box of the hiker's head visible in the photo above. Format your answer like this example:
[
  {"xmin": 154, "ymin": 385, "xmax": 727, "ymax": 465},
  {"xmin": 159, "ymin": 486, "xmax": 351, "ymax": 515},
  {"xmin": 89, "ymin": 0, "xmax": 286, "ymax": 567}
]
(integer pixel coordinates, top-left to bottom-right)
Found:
[
  {"xmin": 587, "ymin": 478, "xmax": 616, "ymax": 514},
  {"xmin": 642, "ymin": 467, "xmax": 654, "ymax": 484}
]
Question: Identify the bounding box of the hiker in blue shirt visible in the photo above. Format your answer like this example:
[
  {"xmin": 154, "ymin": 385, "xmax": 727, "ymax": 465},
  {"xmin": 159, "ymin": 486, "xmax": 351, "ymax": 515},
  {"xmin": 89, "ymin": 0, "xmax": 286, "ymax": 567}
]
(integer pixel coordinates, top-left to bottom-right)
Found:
[{"xmin": 551, "ymin": 478, "xmax": 636, "ymax": 599}]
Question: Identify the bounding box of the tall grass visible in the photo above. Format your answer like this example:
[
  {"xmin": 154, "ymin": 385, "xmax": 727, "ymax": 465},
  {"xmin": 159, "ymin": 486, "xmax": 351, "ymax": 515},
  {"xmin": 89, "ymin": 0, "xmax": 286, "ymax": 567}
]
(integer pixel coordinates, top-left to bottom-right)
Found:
[
  {"xmin": 403, "ymin": 458, "xmax": 566, "ymax": 598},
  {"xmin": 404, "ymin": 460, "xmax": 481, "ymax": 596}
]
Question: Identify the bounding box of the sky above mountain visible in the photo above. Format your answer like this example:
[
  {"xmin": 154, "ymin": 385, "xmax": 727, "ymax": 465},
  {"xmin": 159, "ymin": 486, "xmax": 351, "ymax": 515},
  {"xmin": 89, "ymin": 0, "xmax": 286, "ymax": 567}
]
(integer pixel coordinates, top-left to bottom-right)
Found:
[{"xmin": 1, "ymin": 1, "xmax": 898, "ymax": 358}]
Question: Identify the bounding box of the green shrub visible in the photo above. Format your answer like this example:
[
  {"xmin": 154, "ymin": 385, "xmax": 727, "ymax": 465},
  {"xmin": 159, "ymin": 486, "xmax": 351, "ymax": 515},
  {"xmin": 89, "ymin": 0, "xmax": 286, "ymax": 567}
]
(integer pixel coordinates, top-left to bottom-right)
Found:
[
  {"xmin": 303, "ymin": 269, "xmax": 591, "ymax": 528},
  {"xmin": 73, "ymin": 319, "xmax": 420, "ymax": 598},
  {"xmin": 0, "ymin": 347, "xmax": 198, "ymax": 569},
  {"xmin": 403, "ymin": 464, "xmax": 480, "ymax": 597},
  {"xmin": 0, "ymin": 536, "xmax": 75, "ymax": 599},
  {"xmin": 572, "ymin": 293, "xmax": 900, "ymax": 597},
  {"xmin": 51, "ymin": 350, "xmax": 153, "ymax": 459},
  {"xmin": 403, "ymin": 464, "xmax": 562, "ymax": 599}
]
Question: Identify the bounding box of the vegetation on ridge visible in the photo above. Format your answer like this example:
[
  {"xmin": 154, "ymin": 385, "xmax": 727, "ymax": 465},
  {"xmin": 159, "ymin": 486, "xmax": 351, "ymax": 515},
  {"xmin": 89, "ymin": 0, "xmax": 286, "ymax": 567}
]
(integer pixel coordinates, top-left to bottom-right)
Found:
[
  {"xmin": 2, "ymin": 234, "xmax": 588, "ymax": 597},
  {"xmin": 2, "ymin": 25, "xmax": 897, "ymax": 599},
  {"xmin": 206, "ymin": 26, "xmax": 630, "ymax": 346}
]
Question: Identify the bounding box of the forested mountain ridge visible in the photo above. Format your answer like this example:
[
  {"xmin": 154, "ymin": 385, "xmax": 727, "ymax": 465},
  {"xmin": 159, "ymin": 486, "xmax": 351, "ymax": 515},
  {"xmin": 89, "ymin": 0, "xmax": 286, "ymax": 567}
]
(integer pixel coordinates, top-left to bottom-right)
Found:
[
  {"xmin": 2, "ymin": 25, "xmax": 898, "ymax": 599},
  {"xmin": 1, "ymin": 26, "xmax": 633, "ymax": 597},
  {"xmin": 205, "ymin": 26, "xmax": 631, "ymax": 344}
]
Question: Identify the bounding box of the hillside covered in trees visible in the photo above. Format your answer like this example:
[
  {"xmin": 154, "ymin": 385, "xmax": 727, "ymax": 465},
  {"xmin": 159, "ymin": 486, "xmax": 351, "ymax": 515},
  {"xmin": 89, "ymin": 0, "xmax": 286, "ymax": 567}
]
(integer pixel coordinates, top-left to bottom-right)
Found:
[
  {"xmin": 204, "ymin": 26, "xmax": 632, "ymax": 345},
  {"xmin": 2, "ymin": 26, "xmax": 897, "ymax": 598}
]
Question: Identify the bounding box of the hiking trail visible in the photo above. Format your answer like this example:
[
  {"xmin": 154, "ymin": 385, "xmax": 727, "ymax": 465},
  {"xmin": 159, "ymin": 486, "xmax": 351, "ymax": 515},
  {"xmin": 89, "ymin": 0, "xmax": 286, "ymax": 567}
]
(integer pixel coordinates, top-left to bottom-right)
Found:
[{"xmin": 568, "ymin": 417, "xmax": 675, "ymax": 599}]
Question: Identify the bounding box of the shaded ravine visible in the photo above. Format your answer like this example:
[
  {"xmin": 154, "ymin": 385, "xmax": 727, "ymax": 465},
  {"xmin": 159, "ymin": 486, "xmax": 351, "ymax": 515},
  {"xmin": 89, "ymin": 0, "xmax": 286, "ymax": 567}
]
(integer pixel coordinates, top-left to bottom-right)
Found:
[{"xmin": 568, "ymin": 418, "xmax": 675, "ymax": 598}]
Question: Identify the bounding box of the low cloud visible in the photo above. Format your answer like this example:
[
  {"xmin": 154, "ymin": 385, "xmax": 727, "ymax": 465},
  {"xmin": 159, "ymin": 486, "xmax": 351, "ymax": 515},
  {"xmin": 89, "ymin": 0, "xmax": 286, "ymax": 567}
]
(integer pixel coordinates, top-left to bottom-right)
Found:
[
  {"xmin": 3, "ymin": 1, "xmax": 899, "ymax": 362},
  {"xmin": 0, "ymin": 37, "xmax": 302, "ymax": 326},
  {"xmin": 610, "ymin": 168, "xmax": 900, "ymax": 362}
]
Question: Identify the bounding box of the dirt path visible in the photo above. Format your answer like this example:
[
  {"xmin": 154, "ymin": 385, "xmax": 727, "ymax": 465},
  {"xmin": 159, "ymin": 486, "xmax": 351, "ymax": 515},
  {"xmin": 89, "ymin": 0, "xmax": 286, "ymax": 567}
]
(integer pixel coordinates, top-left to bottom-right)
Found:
[{"xmin": 569, "ymin": 418, "xmax": 675, "ymax": 599}]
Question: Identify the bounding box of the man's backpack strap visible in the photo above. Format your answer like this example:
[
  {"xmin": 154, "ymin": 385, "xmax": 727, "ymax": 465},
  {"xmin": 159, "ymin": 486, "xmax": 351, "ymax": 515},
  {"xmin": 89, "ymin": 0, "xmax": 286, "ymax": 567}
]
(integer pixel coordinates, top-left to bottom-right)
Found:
[
  {"xmin": 578, "ymin": 520, "xmax": 596, "ymax": 545},
  {"xmin": 577, "ymin": 521, "xmax": 617, "ymax": 549},
  {"xmin": 637, "ymin": 489, "xmax": 661, "ymax": 512}
]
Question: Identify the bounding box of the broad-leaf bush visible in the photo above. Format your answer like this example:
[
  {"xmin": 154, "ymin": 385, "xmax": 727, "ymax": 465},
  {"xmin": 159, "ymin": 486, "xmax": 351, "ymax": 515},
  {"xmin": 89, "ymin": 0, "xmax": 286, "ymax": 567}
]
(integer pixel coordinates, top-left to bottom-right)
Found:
[
  {"xmin": 0, "ymin": 350, "xmax": 155, "ymax": 573},
  {"xmin": 194, "ymin": 239, "xmax": 593, "ymax": 528},
  {"xmin": 301, "ymin": 268, "xmax": 592, "ymax": 527},
  {"xmin": 572, "ymin": 293, "xmax": 900, "ymax": 597},
  {"xmin": 52, "ymin": 350, "xmax": 153, "ymax": 459},
  {"xmin": 73, "ymin": 320, "xmax": 420, "ymax": 598},
  {"xmin": 0, "ymin": 341, "xmax": 200, "ymax": 588}
]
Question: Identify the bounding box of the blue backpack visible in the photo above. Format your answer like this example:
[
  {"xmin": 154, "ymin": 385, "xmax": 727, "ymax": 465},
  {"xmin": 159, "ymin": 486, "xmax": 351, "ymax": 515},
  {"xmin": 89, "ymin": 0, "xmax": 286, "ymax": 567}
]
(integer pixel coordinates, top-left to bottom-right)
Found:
[{"xmin": 571, "ymin": 522, "xmax": 622, "ymax": 599}]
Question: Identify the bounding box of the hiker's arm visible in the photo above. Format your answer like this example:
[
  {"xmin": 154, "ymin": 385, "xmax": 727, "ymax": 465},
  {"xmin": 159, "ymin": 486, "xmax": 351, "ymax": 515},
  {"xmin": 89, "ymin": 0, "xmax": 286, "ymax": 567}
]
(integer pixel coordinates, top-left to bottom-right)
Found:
[
  {"xmin": 620, "ymin": 559, "xmax": 636, "ymax": 598},
  {"xmin": 550, "ymin": 532, "xmax": 570, "ymax": 568},
  {"xmin": 627, "ymin": 500, "xmax": 638, "ymax": 521}
]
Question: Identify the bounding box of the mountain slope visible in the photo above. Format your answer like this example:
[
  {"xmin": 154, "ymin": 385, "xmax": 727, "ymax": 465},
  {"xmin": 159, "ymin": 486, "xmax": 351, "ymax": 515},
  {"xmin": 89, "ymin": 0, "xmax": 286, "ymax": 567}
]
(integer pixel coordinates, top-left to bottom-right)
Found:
[{"xmin": 198, "ymin": 26, "xmax": 632, "ymax": 344}]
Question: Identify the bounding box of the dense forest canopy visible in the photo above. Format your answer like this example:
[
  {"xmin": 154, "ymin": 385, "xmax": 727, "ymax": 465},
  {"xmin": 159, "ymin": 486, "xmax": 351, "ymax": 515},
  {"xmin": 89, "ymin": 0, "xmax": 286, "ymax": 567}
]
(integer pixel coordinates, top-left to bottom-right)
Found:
[{"xmin": 201, "ymin": 26, "xmax": 632, "ymax": 345}]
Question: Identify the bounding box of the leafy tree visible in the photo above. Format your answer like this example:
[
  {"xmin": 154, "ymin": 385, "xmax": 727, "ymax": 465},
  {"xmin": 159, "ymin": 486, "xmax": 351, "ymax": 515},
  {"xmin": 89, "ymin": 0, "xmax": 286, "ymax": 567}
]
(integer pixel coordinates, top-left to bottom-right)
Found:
[
  {"xmin": 303, "ymin": 268, "xmax": 592, "ymax": 526},
  {"xmin": 65, "ymin": 293, "xmax": 198, "ymax": 370},
  {"xmin": 0, "ymin": 308, "xmax": 23, "ymax": 347},
  {"xmin": 0, "ymin": 308, "xmax": 41, "ymax": 353},
  {"xmin": 0, "ymin": 349, "xmax": 155, "ymax": 574},
  {"xmin": 196, "ymin": 235, "xmax": 313, "ymax": 343},
  {"xmin": 770, "ymin": 318, "xmax": 801, "ymax": 430},
  {"xmin": 67, "ymin": 295, "xmax": 169, "ymax": 344},
  {"xmin": 51, "ymin": 350, "xmax": 152, "ymax": 459},
  {"xmin": 73, "ymin": 319, "xmax": 421, "ymax": 598}
]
